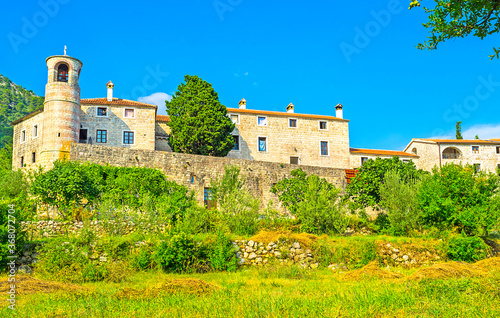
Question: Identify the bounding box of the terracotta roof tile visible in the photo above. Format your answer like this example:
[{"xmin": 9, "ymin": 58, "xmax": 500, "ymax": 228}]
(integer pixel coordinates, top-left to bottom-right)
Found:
[
  {"xmin": 345, "ymin": 169, "xmax": 358, "ymax": 184},
  {"xmin": 350, "ymin": 148, "xmax": 418, "ymax": 158},
  {"xmin": 81, "ymin": 98, "xmax": 157, "ymax": 108},
  {"xmin": 226, "ymin": 108, "xmax": 348, "ymax": 122},
  {"xmin": 421, "ymin": 139, "xmax": 500, "ymax": 144},
  {"xmin": 156, "ymin": 115, "xmax": 170, "ymax": 122}
]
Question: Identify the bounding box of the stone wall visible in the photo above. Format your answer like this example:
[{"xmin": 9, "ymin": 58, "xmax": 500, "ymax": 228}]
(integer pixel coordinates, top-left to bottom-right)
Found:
[
  {"xmin": 12, "ymin": 110, "xmax": 44, "ymax": 170},
  {"xmin": 70, "ymin": 143, "xmax": 348, "ymax": 208},
  {"xmin": 234, "ymin": 239, "xmax": 318, "ymax": 268},
  {"xmin": 80, "ymin": 104, "xmax": 156, "ymax": 151},
  {"xmin": 225, "ymin": 108, "xmax": 350, "ymax": 169},
  {"xmin": 406, "ymin": 139, "xmax": 500, "ymax": 173}
]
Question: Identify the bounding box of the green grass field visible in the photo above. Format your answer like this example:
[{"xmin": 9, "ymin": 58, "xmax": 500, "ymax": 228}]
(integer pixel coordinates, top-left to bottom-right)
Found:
[{"xmin": 3, "ymin": 264, "xmax": 500, "ymax": 318}]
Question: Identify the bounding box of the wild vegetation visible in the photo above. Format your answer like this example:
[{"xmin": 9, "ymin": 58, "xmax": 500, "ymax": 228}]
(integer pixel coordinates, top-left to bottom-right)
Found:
[
  {"xmin": 0, "ymin": 74, "xmax": 44, "ymax": 147},
  {"xmin": 1, "ymin": 145, "xmax": 500, "ymax": 315}
]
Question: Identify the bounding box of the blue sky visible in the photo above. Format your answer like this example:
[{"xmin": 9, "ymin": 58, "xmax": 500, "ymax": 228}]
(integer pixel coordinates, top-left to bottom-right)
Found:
[{"xmin": 1, "ymin": 0, "xmax": 499, "ymax": 151}]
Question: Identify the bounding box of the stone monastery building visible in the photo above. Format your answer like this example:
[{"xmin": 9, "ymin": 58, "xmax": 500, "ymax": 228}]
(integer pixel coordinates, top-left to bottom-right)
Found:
[{"xmin": 12, "ymin": 53, "xmax": 500, "ymax": 177}]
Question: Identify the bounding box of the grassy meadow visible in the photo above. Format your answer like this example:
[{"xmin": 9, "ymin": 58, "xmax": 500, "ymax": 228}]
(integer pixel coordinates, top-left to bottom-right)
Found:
[{"xmin": 3, "ymin": 260, "xmax": 500, "ymax": 318}]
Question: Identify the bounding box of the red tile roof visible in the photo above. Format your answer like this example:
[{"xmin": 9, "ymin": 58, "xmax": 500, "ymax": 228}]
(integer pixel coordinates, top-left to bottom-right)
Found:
[
  {"xmin": 81, "ymin": 98, "xmax": 157, "ymax": 108},
  {"xmin": 419, "ymin": 139, "xmax": 500, "ymax": 144},
  {"xmin": 226, "ymin": 108, "xmax": 348, "ymax": 122},
  {"xmin": 156, "ymin": 115, "xmax": 170, "ymax": 122},
  {"xmin": 349, "ymin": 148, "xmax": 418, "ymax": 158}
]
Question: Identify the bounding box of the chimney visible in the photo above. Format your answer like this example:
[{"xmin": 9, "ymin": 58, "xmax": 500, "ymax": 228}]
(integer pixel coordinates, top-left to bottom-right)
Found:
[
  {"xmin": 335, "ymin": 103, "xmax": 343, "ymax": 119},
  {"xmin": 239, "ymin": 98, "xmax": 246, "ymax": 109},
  {"xmin": 107, "ymin": 81, "xmax": 114, "ymax": 101},
  {"xmin": 286, "ymin": 103, "xmax": 294, "ymax": 113}
]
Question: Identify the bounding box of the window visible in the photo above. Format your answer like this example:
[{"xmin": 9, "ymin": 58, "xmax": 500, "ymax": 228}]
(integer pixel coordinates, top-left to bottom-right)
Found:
[
  {"xmin": 79, "ymin": 129, "xmax": 88, "ymax": 143},
  {"xmin": 290, "ymin": 156, "xmax": 299, "ymax": 165},
  {"xmin": 361, "ymin": 157, "xmax": 369, "ymax": 165},
  {"xmin": 31, "ymin": 152, "xmax": 36, "ymax": 163},
  {"xmin": 20, "ymin": 156, "xmax": 24, "ymax": 168},
  {"xmin": 473, "ymin": 163, "xmax": 481, "ymax": 173},
  {"xmin": 496, "ymin": 146, "xmax": 500, "ymax": 154},
  {"xmin": 258, "ymin": 137, "xmax": 267, "ymax": 152},
  {"xmin": 124, "ymin": 108, "xmax": 135, "ymax": 118},
  {"xmin": 230, "ymin": 114, "xmax": 239, "ymax": 124},
  {"xmin": 190, "ymin": 175, "xmax": 196, "ymax": 183},
  {"xmin": 97, "ymin": 107, "xmax": 107, "ymax": 117},
  {"xmin": 319, "ymin": 121, "xmax": 327, "ymax": 130},
  {"xmin": 411, "ymin": 147, "xmax": 417, "ymax": 155},
  {"xmin": 21, "ymin": 130, "xmax": 26, "ymax": 143},
  {"xmin": 320, "ymin": 141, "xmax": 329, "ymax": 156},
  {"xmin": 96, "ymin": 130, "xmax": 107, "ymax": 143},
  {"xmin": 233, "ymin": 135, "xmax": 240, "ymax": 151},
  {"xmin": 257, "ymin": 116, "xmax": 267, "ymax": 126},
  {"xmin": 402, "ymin": 159, "xmax": 410, "ymax": 163},
  {"xmin": 123, "ymin": 131, "xmax": 134, "ymax": 144},
  {"xmin": 289, "ymin": 119, "xmax": 297, "ymax": 128},
  {"xmin": 472, "ymin": 146, "xmax": 480, "ymax": 154},
  {"xmin": 57, "ymin": 64, "xmax": 69, "ymax": 82},
  {"xmin": 33, "ymin": 125, "xmax": 38, "ymax": 138},
  {"xmin": 498, "ymin": 164, "xmax": 500, "ymax": 176},
  {"xmin": 204, "ymin": 188, "xmax": 216, "ymax": 209}
]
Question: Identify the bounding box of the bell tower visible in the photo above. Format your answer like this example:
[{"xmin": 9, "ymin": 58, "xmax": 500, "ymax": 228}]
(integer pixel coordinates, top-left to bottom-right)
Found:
[{"xmin": 40, "ymin": 50, "xmax": 83, "ymax": 167}]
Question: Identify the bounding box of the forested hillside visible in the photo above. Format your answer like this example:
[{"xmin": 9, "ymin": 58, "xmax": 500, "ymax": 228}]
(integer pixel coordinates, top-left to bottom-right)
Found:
[{"xmin": 0, "ymin": 74, "xmax": 44, "ymax": 147}]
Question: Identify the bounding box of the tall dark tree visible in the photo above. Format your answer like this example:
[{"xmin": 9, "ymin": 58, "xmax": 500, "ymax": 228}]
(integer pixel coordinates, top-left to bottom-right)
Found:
[
  {"xmin": 410, "ymin": 1, "xmax": 500, "ymax": 59},
  {"xmin": 166, "ymin": 75, "xmax": 235, "ymax": 157},
  {"xmin": 456, "ymin": 121, "xmax": 463, "ymax": 139}
]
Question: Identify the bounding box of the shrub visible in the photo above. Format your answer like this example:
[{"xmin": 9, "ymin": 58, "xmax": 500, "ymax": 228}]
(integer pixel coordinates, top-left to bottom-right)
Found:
[
  {"xmin": 418, "ymin": 164, "xmax": 500, "ymax": 236},
  {"xmin": 272, "ymin": 169, "xmax": 348, "ymax": 235},
  {"xmin": 208, "ymin": 230, "xmax": 238, "ymax": 272},
  {"xmin": 346, "ymin": 157, "xmax": 424, "ymax": 208},
  {"xmin": 211, "ymin": 165, "xmax": 260, "ymax": 235},
  {"xmin": 379, "ymin": 170, "xmax": 422, "ymax": 235},
  {"xmin": 153, "ymin": 232, "xmax": 208, "ymax": 273},
  {"xmin": 447, "ymin": 235, "xmax": 489, "ymax": 263}
]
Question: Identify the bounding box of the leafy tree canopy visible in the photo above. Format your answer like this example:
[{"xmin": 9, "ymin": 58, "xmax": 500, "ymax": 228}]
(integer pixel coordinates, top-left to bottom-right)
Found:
[
  {"xmin": 346, "ymin": 157, "xmax": 424, "ymax": 208},
  {"xmin": 418, "ymin": 163, "xmax": 500, "ymax": 236},
  {"xmin": 410, "ymin": 1, "xmax": 500, "ymax": 59},
  {"xmin": 166, "ymin": 75, "xmax": 235, "ymax": 157}
]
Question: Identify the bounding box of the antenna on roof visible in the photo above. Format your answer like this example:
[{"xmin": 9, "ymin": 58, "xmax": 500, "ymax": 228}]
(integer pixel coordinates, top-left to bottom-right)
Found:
[{"xmin": 64, "ymin": 45, "xmax": 67, "ymax": 56}]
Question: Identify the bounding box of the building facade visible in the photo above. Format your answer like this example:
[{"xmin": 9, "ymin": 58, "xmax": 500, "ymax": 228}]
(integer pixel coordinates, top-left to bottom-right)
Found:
[{"xmin": 404, "ymin": 139, "xmax": 500, "ymax": 173}]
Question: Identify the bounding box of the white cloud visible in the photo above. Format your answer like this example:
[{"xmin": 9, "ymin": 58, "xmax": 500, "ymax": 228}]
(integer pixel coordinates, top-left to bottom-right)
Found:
[
  {"xmin": 428, "ymin": 123, "xmax": 500, "ymax": 140},
  {"xmin": 463, "ymin": 123, "xmax": 500, "ymax": 139},
  {"xmin": 138, "ymin": 92, "xmax": 172, "ymax": 115}
]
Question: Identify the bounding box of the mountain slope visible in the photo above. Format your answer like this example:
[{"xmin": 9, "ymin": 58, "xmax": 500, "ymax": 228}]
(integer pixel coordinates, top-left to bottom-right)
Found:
[{"xmin": 0, "ymin": 74, "xmax": 44, "ymax": 147}]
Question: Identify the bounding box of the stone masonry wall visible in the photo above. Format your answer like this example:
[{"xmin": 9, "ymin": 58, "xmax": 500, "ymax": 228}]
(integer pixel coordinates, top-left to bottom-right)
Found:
[
  {"xmin": 80, "ymin": 104, "xmax": 156, "ymax": 151},
  {"xmin": 70, "ymin": 143, "xmax": 348, "ymax": 209},
  {"xmin": 12, "ymin": 111, "xmax": 44, "ymax": 170}
]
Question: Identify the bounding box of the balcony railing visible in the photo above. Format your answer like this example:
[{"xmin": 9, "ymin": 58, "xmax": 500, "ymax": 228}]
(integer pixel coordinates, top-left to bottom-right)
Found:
[{"xmin": 442, "ymin": 153, "xmax": 461, "ymax": 159}]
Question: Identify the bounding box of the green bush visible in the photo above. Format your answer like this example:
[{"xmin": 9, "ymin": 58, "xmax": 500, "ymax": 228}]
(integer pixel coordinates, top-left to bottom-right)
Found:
[
  {"xmin": 346, "ymin": 157, "xmax": 424, "ymax": 208},
  {"xmin": 418, "ymin": 164, "xmax": 500, "ymax": 236},
  {"xmin": 153, "ymin": 232, "xmax": 208, "ymax": 273},
  {"xmin": 208, "ymin": 230, "xmax": 238, "ymax": 272},
  {"xmin": 211, "ymin": 165, "xmax": 260, "ymax": 236},
  {"xmin": 131, "ymin": 244, "xmax": 154, "ymax": 270},
  {"xmin": 379, "ymin": 170, "xmax": 422, "ymax": 235},
  {"xmin": 447, "ymin": 235, "xmax": 489, "ymax": 262},
  {"xmin": 272, "ymin": 169, "xmax": 348, "ymax": 235}
]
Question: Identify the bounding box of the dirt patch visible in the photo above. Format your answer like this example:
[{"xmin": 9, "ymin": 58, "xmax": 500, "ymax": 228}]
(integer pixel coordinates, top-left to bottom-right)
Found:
[
  {"xmin": 249, "ymin": 230, "xmax": 318, "ymax": 248},
  {"xmin": 341, "ymin": 261, "xmax": 404, "ymax": 280},
  {"xmin": 407, "ymin": 262, "xmax": 487, "ymax": 281},
  {"xmin": 0, "ymin": 276, "xmax": 89, "ymax": 295},
  {"xmin": 115, "ymin": 278, "xmax": 219, "ymax": 299}
]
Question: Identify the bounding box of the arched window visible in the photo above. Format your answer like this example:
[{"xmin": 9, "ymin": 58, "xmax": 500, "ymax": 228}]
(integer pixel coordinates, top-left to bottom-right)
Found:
[
  {"xmin": 411, "ymin": 147, "xmax": 417, "ymax": 155},
  {"xmin": 57, "ymin": 64, "xmax": 69, "ymax": 82},
  {"xmin": 442, "ymin": 147, "xmax": 462, "ymax": 159}
]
